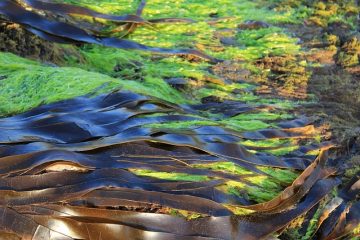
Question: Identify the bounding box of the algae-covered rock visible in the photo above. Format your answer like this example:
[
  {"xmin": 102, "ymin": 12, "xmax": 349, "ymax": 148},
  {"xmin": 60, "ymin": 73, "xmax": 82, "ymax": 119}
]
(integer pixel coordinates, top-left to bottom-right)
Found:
[
  {"xmin": 335, "ymin": 36, "xmax": 360, "ymax": 67},
  {"xmin": 255, "ymin": 55, "xmax": 309, "ymax": 97},
  {"xmin": 0, "ymin": 22, "xmax": 81, "ymax": 64}
]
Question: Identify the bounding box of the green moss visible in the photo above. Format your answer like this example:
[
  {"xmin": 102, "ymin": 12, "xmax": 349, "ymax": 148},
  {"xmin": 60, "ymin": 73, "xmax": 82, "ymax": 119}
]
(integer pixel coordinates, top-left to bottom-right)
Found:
[
  {"xmin": 130, "ymin": 160, "xmax": 291, "ymax": 204},
  {"xmin": 192, "ymin": 162, "xmax": 254, "ymax": 176},
  {"xmin": 258, "ymin": 167, "xmax": 299, "ymax": 184},
  {"xmin": 301, "ymin": 205, "xmax": 323, "ymax": 240},
  {"xmin": 267, "ymin": 145, "xmax": 299, "ymax": 155},
  {"xmin": 246, "ymin": 185, "xmax": 279, "ymax": 202},
  {"xmin": 236, "ymin": 27, "xmax": 300, "ymax": 59},
  {"xmin": 273, "ymin": 0, "xmax": 359, "ymax": 29},
  {"xmin": 0, "ymin": 52, "xmax": 194, "ymax": 116},
  {"xmin": 224, "ymin": 178, "xmax": 281, "ymax": 203},
  {"xmin": 353, "ymin": 224, "xmax": 360, "ymax": 237},
  {"xmin": 241, "ymin": 139, "xmax": 299, "ymax": 156},
  {"xmin": 336, "ymin": 52, "xmax": 359, "ymax": 67},
  {"xmin": 0, "ymin": 53, "xmax": 120, "ymax": 116},
  {"xmin": 225, "ymin": 205, "xmax": 255, "ymax": 215},
  {"xmin": 146, "ymin": 120, "xmax": 218, "ymax": 129},
  {"xmin": 130, "ymin": 169, "xmax": 209, "ymax": 182},
  {"xmin": 193, "ymin": 161, "xmax": 298, "ymax": 203},
  {"xmin": 169, "ymin": 209, "xmax": 205, "ymax": 220},
  {"xmin": 195, "ymin": 88, "xmax": 234, "ymax": 100},
  {"xmin": 221, "ymin": 119, "xmax": 271, "ymax": 131},
  {"xmin": 230, "ymin": 112, "xmax": 293, "ymax": 121},
  {"xmin": 242, "ymin": 139, "xmax": 290, "ymax": 148}
]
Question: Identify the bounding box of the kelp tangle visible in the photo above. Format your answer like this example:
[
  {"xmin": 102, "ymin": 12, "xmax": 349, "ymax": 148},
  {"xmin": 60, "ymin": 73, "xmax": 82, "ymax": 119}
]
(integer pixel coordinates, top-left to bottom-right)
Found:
[
  {"xmin": 0, "ymin": 90, "xmax": 357, "ymax": 239},
  {"xmin": 0, "ymin": 0, "xmax": 359, "ymax": 240}
]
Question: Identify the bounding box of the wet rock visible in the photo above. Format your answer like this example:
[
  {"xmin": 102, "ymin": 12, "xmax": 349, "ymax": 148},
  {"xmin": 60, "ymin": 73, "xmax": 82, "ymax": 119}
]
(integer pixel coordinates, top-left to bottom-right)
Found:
[
  {"xmin": 165, "ymin": 78, "xmax": 188, "ymax": 91},
  {"xmin": 237, "ymin": 20, "xmax": 270, "ymax": 30},
  {"xmin": 326, "ymin": 21, "xmax": 353, "ymax": 44},
  {"xmin": 0, "ymin": 22, "xmax": 81, "ymax": 64},
  {"xmin": 201, "ymin": 95, "xmax": 223, "ymax": 104},
  {"xmin": 231, "ymin": 88, "xmax": 247, "ymax": 95},
  {"xmin": 209, "ymin": 12, "xmax": 219, "ymax": 18},
  {"xmin": 291, "ymin": 24, "xmax": 325, "ymax": 47},
  {"xmin": 220, "ymin": 37, "xmax": 238, "ymax": 46}
]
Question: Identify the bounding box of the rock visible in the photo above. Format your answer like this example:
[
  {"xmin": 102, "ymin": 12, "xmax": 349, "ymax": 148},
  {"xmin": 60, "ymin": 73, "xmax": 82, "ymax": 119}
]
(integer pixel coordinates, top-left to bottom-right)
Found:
[
  {"xmin": 0, "ymin": 22, "xmax": 81, "ymax": 64},
  {"xmin": 201, "ymin": 95, "xmax": 223, "ymax": 104},
  {"xmin": 220, "ymin": 37, "xmax": 238, "ymax": 46},
  {"xmin": 209, "ymin": 12, "xmax": 219, "ymax": 18},
  {"xmin": 165, "ymin": 78, "xmax": 188, "ymax": 91},
  {"xmin": 326, "ymin": 21, "xmax": 353, "ymax": 43},
  {"xmin": 237, "ymin": 20, "xmax": 270, "ymax": 30}
]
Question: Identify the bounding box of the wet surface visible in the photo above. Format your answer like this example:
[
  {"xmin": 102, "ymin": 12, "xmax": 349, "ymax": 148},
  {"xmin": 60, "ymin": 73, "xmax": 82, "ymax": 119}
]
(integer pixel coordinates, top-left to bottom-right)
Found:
[{"xmin": 0, "ymin": 0, "xmax": 359, "ymax": 239}]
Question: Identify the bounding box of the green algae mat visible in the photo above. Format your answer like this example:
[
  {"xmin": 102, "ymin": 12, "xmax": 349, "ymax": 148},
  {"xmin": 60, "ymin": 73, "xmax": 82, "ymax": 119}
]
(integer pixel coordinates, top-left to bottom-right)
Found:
[{"xmin": 0, "ymin": 0, "xmax": 359, "ymax": 239}]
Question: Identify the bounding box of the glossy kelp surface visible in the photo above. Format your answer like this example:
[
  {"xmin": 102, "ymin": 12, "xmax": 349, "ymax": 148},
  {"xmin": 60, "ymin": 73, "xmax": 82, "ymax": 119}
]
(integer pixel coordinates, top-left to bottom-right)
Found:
[
  {"xmin": 0, "ymin": 90, "xmax": 356, "ymax": 239},
  {"xmin": 0, "ymin": 0, "xmax": 359, "ymax": 239}
]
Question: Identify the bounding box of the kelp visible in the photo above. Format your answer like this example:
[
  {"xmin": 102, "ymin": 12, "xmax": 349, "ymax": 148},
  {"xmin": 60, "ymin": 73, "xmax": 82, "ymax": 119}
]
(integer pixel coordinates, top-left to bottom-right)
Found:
[
  {"xmin": 0, "ymin": 0, "xmax": 218, "ymax": 62},
  {"xmin": 0, "ymin": 90, "xmax": 355, "ymax": 239}
]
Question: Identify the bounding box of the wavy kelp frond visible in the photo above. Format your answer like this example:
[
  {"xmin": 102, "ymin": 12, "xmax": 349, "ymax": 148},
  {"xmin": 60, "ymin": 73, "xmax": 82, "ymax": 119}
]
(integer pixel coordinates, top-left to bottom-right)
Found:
[
  {"xmin": 0, "ymin": 90, "xmax": 355, "ymax": 239},
  {"xmin": 0, "ymin": 0, "xmax": 359, "ymax": 239}
]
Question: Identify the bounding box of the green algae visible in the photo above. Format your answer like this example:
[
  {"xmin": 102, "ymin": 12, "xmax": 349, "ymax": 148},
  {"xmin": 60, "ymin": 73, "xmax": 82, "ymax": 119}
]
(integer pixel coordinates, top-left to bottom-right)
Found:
[
  {"xmin": 192, "ymin": 162, "xmax": 254, "ymax": 176},
  {"xmin": 130, "ymin": 169, "xmax": 209, "ymax": 182},
  {"xmin": 258, "ymin": 167, "xmax": 299, "ymax": 184},
  {"xmin": 242, "ymin": 139, "xmax": 290, "ymax": 148},
  {"xmin": 231, "ymin": 112, "xmax": 293, "ymax": 121},
  {"xmin": 19, "ymin": 0, "xmax": 306, "ymax": 112},
  {"xmin": 0, "ymin": 53, "xmax": 120, "ymax": 116},
  {"xmin": 193, "ymin": 162, "xmax": 300, "ymax": 202},
  {"xmin": 276, "ymin": 0, "xmax": 359, "ymax": 28},
  {"xmin": 221, "ymin": 119, "xmax": 272, "ymax": 131},
  {"xmin": 241, "ymin": 139, "xmax": 300, "ymax": 156},
  {"xmin": 224, "ymin": 205, "xmax": 255, "ymax": 215},
  {"xmin": 235, "ymin": 27, "xmax": 300, "ymax": 60},
  {"xmin": 0, "ymin": 52, "xmax": 193, "ymax": 116},
  {"xmin": 266, "ymin": 145, "xmax": 299, "ymax": 156},
  {"xmin": 145, "ymin": 117, "xmax": 275, "ymax": 132},
  {"xmin": 0, "ymin": 1, "xmax": 358, "ymax": 239},
  {"xmin": 130, "ymin": 162, "xmax": 298, "ymax": 203},
  {"xmin": 168, "ymin": 209, "xmax": 204, "ymax": 220},
  {"xmin": 146, "ymin": 120, "xmax": 218, "ymax": 129},
  {"xmin": 301, "ymin": 204, "xmax": 323, "ymax": 240},
  {"xmin": 224, "ymin": 178, "xmax": 281, "ymax": 203}
]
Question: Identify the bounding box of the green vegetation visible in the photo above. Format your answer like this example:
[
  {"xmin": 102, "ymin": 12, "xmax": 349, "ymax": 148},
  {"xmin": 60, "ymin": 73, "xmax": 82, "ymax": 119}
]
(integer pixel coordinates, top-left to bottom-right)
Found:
[
  {"xmin": 131, "ymin": 161, "xmax": 299, "ymax": 204},
  {"xmin": 192, "ymin": 162, "xmax": 254, "ymax": 176},
  {"xmin": 130, "ymin": 169, "xmax": 209, "ymax": 182},
  {"xmin": 0, "ymin": 52, "xmax": 191, "ymax": 116},
  {"xmin": 2, "ymin": 0, "xmax": 359, "ymax": 238},
  {"xmin": 1, "ymin": 0, "xmax": 311, "ymax": 115}
]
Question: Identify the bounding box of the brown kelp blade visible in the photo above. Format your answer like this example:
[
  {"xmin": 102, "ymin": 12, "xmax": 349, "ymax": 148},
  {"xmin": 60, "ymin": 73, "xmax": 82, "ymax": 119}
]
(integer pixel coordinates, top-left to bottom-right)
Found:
[
  {"xmin": 315, "ymin": 173, "xmax": 360, "ymax": 240},
  {"xmin": 0, "ymin": 90, "xmax": 348, "ymax": 239},
  {"xmin": 1, "ymin": 178, "xmax": 340, "ymax": 240},
  {"xmin": 1, "ymin": 0, "xmax": 218, "ymax": 62}
]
